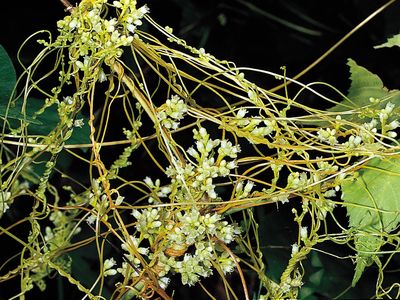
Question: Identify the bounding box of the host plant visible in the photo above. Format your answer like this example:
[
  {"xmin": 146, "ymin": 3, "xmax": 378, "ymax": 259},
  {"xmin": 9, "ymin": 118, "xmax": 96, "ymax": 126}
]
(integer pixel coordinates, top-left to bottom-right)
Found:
[{"xmin": 1, "ymin": 0, "xmax": 400, "ymax": 299}]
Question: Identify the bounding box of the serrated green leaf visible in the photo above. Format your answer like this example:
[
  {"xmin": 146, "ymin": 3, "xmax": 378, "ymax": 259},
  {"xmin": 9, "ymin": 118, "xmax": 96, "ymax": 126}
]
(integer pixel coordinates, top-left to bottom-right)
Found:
[
  {"xmin": 300, "ymin": 250, "xmax": 371, "ymax": 299},
  {"xmin": 328, "ymin": 59, "xmax": 400, "ymax": 119},
  {"xmin": 0, "ymin": 44, "xmax": 16, "ymax": 104},
  {"xmin": 351, "ymin": 235, "xmax": 381, "ymax": 287},
  {"xmin": 374, "ymin": 33, "xmax": 400, "ymax": 49},
  {"xmin": 297, "ymin": 59, "xmax": 400, "ymax": 127},
  {"xmin": 341, "ymin": 157, "xmax": 400, "ymax": 286}
]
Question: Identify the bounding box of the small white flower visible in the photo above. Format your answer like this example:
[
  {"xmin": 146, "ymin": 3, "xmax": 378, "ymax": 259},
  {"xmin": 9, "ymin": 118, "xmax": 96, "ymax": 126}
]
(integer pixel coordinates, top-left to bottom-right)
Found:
[
  {"xmin": 98, "ymin": 69, "xmax": 107, "ymax": 83},
  {"xmin": 199, "ymin": 127, "xmax": 207, "ymax": 138},
  {"xmin": 138, "ymin": 5, "xmax": 150, "ymax": 15},
  {"xmin": 158, "ymin": 186, "xmax": 171, "ymax": 197},
  {"xmin": 64, "ymin": 96, "xmax": 74, "ymax": 105},
  {"xmin": 127, "ymin": 23, "xmax": 136, "ymax": 33},
  {"xmin": 291, "ymin": 243, "xmax": 299, "ymax": 257},
  {"xmin": 69, "ymin": 18, "xmax": 78, "ymax": 29},
  {"xmin": 158, "ymin": 277, "xmax": 170, "ymax": 289},
  {"xmin": 144, "ymin": 176, "xmax": 154, "ymax": 187},
  {"xmin": 113, "ymin": 1, "xmax": 122, "ymax": 8},
  {"xmin": 104, "ymin": 258, "xmax": 116, "ymax": 270},
  {"xmin": 187, "ymin": 147, "xmax": 199, "ymax": 159},
  {"xmin": 388, "ymin": 120, "xmax": 400, "ymax": 130},
  {"xmin": 131, "ymin": 209, "xmax": 141, "ymax": 219},
  {"xmin": 244, "ymin": 181, "xmax": 254, "ymax": 193},
  {"xmin": 236, "ymin": 108, "xmax": 247, "ymax": 119},
  {"xmin": 115, "ymin": 195, "xmax": 124, "ymax": 205},
  {"xmin": 44, "ymin": 226, "xmax": 55, "ymax": 242},
  {"xmin": 384, "ymin": 102, "xmax": 395, "ymax": 115},
  {"xmin": 111, "ymin": 31, "xmax": 120, "ymax": 42},
  {"xmin": 248, "ymin": 90, "xmax": 256, "ymax": 100},
  {"xmin": 74, "ymin": 119, "xmax": 84, "ymax": 128},
  {"xmin": 300, "ymin": 227, "xmax": 308, "ymax": 240},
  {"xmin": 324, "ymin": 189, "xmax": 336, "ymax": 198},
  {"xmin": 75, "ymin": 60, "xmax": 84, "ymax": 69},
  {"xmin": 207, "ymin": 189, "xmax": 217, "ymax": 199},
  {"xmin": 86, "ymin": 214, "xmax": 97, "ymax": 225},
  {"xmin": 104, "ymin": 269, "xmax": 117, "ymax": 276}
]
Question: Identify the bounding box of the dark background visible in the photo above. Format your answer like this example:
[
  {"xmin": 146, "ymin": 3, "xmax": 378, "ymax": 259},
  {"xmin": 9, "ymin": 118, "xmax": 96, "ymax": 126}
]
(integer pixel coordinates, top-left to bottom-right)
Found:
[
  {"xmin": 3, "ymin": 0, "xmax": 400, "ymax": 90},
  {"xmin": 2, "ymin": 1, "xmax": 400, "ymax": 299}
]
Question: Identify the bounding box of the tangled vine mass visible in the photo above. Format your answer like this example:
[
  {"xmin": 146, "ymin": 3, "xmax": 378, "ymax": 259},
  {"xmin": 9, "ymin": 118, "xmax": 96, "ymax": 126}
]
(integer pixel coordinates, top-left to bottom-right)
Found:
[{"xmin": 1, "ymin": 0, "xmax": 400, "ymax": 299}]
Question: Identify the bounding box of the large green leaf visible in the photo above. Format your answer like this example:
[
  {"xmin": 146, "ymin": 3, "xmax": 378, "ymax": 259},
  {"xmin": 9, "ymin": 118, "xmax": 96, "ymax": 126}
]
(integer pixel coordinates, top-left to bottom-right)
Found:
[
  {"xmin": 0, "ymin": 45, "xmax": 42, "ymax": 125},
  {"xmin": 297, "ymin": 59, "xmax": 400, "ymax": 127},
  {"xmin": 7, "ymin": 98, "xmax": 90, "ymax": 146},
  {"xmin": 328, "ymin": 59, "xmax": 400, "ymax": 120},
  {"xmin": 0, "ymin": 104, "xmax": 41, "ymax": 124},
  {"xmin": 299, "ymin": 251, "xmax": 373, "ymax": 300},
  {"xmin": 374, "ymin": 33, "xmax": 400, "ymax": 49},
  {"xmin": 0, "ymin": 45, "xmax": 16, "ymax": 103},
  {"xmin": 0, "ymin": 44, "xmax": 19, "ymax": 123},
  {"xmin": 0, "ymin": 46, "xmax": 89, "ymax": 145},
  {"xmin": 341, "ymin": 157, "xmax": 400, "ymax": 286}
]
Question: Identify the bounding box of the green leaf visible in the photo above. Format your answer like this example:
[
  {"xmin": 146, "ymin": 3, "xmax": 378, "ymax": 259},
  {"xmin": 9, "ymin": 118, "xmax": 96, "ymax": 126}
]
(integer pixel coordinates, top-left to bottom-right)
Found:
[
  {"xmin": 297, "ymin": 59, "xmax": 400, "ymax": 127},
  {"xmin": 0, "ymin": 47, "xmax": 41, "ymax": 125},
  {"xmin": 299, "ymin": 250, "xmax": 374, "ymax": 299},
  {"xmin": 256, "ymin": 206, "xmax": 296, "ymax": 282},
  {"xmin": 0, "ymin": 104, "xmax": 42, "ymax": 124},
  {"xmin": 341, "ymin": 157, "xmax": 400, "ymax": 286},
  {"xmin": 327, "ymin": 59, "xmax": 400, "ymax": 120},
  {"xmin": 7, "ymin": 97, "xmax": 90, "ymax": 146},
  {"xmin": 0, "ymin": 44, "xmax": 16, "ymax": 103},
  {"xmin": 374, "ymin": 33, "xmax": 400, "ymax": 49}
]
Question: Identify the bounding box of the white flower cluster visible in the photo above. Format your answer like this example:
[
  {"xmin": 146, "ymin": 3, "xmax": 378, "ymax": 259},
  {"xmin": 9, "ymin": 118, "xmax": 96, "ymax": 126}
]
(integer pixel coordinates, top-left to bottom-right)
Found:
[
  {"xmin": 103, "ymin": 258, "xmax": 117, "ymax": 277},
  {"xmin": 131, "ymin": 208, "xmax": 163, "ymax": 238},
  {"xmin": 378, "ymin": 102, "xmax": 395, "ymax": 123},
  {"xmin": 384, "ymin": 120, "xmax": 399, "ymax": 138},
  {"xmin": 0, "ymin": 180, "xmax": 29, "ymax": 219},
  {"xmin": 44, "ymin": 209, "xmax": 82, "ymax": 251},
  {"xmin": 315, "ymin": 195, "xmax": 336, "ymax": 220},
  {"xmin": 0, "ymin": 191, "xmax": 11, "ymax": 216},
  {"xmin": 167, "ymin": 209, "xmax": 240, "ymax": 246},
  {"xmin": 316, "ymin": 159, "xmax": 338, "ymax": 173},
  {"xmin": 157, "ymin": 243, "xmax": 235, "ymax": 286},
  {"xmin": 184, "ymin": 127, "xmax": 240, "ymax": 199},
  {"xmin": 317, "ymin": 128, "xmax": 337, "ymax": 146},
  {"xmin": 359, "ymin": 119, "xmax": 379, "ymax": 144},
  {"xmin": 344, "ymin": 135, "xmax": 362, "ymax": 149},
  {"xmin": 235, "ymin": 180, "xmax": 255, "ymax": 199},
  {"xmin": 53, "ymin": 0, "xmax": 149, "ymax": 67},
  {"xmin": 157, "ymin": 95, "xmax": 188, "ymax": 130},
  {"xmin": 271, "ymin": 193, "xmax": 290, "ymax": 204},
  {"xmin": 158, "ymin": 208, "xmax": 239, "ymax": 286},
  {"xmin": 286, "ymin": 172, "xmax": 310, "ymax": 190},
  {"xmin": 318, "ymin": 102, "xmax": 399, "ymax": 150},
  {"xmin": 156, "ymin": 127, "xmax": 240, "ymax": 203},
  {"xmin": 105, "ymin": 207, "xmax": 240, "ymax": 288},
  {"xmin": 143, "ymin": 177, "xmax": 172, "ymax": 203},
  {"xmin": 285, "ymin": 160, "xmax": 340, "ymax": 219},
  {"xmin": 230, "ymin": 108, "xmax": 278, "ymax": 143}
]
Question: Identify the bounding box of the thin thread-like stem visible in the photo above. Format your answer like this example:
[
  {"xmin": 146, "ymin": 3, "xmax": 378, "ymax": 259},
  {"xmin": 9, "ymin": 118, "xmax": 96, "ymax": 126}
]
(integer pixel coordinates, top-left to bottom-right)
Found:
[
  {"xmin": 270, "ymin": 0, "xmax": 398, "ymax": 93},
  {"xmin": 217, "ymin": 240, "xmax": 250, "ymax": 300},
  {"xmin": 60, "ymin": 0, "xmax": 74, "ymax": 11}
]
